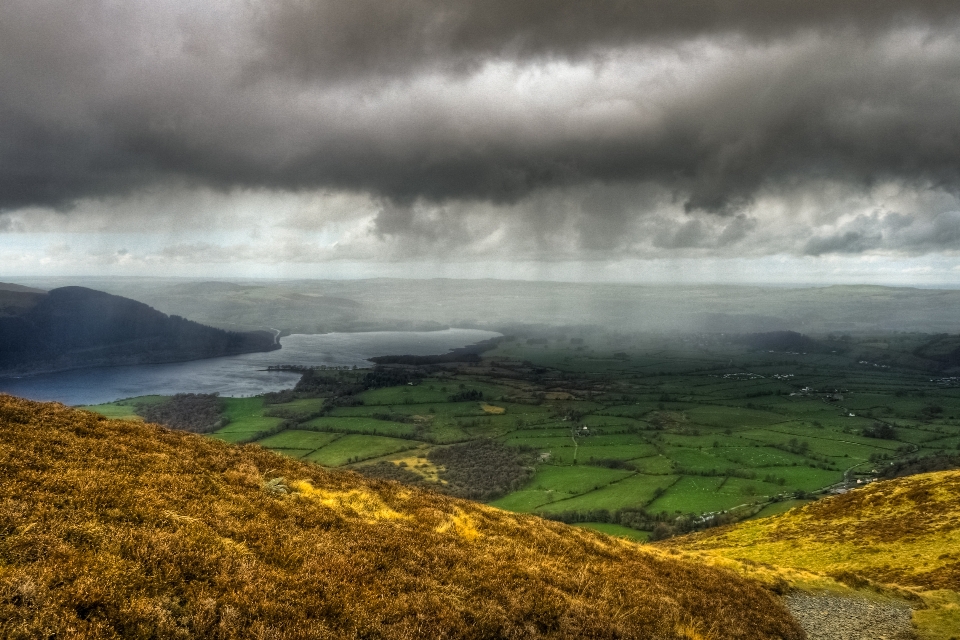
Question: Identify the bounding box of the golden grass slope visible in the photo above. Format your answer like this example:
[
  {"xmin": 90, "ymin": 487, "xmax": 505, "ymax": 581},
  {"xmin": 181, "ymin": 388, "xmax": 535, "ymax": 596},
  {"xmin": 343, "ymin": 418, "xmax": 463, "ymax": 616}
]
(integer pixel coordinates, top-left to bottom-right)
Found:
[
  {"xmin": 0, "ymin": 395, "xmax": 802, "ymax": 639},
  {"xmin": 665, "ymin": 471, "xmax": 960, "ymax": 638},
  {"xmin": 666, "ymin": 471, "xmax": 960, "ymax": 590}
]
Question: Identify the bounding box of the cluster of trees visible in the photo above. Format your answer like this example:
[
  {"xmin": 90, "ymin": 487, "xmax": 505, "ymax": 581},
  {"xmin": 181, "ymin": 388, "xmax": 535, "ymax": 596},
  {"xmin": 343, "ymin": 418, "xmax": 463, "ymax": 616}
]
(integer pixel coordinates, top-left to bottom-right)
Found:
[
  {"xmin": 922, "ymin": 404, "xmax": 944, "ymax": 417},
  {"xmin": 356, "ymin": 440, "xmax": 538, "ymax": 501},
  {"xmin": 591, "ymin": 458, "xmax": 636, "ymax": 471},
  {"xmin": 775, "ymin": 438, "xmax": 810, "ymax": 455},
  {"xmin": 862, "ymin": 422, "xmax": 897, "ymax": 439},
  {"xmin": 262, "ymin": 389, "xmax": 297, "ymax": 404},
  {"xmin": 428, "ymin": 439, "xmax": 537, "ymax": 501},
  {"xmin": 542, "ymin": 506, "xmax": 746, "ymax": 540},
  {"xmin": 137, "ymin": 393, "xmax": 227, "ymax": 433},
  {"xmin": 263, "ymin": 405, "xmax": 325, "ymax": 421},
  {"xmin": 370, "ymin": 412, "xmax": 417, "ymax": 424},
  {"xmin": 447, "ymin": 389, "xmax": 484, "ymax": 402},
  {"xmin": 357, "ymin": 461, "xmax": 425, "ymax": 485}
]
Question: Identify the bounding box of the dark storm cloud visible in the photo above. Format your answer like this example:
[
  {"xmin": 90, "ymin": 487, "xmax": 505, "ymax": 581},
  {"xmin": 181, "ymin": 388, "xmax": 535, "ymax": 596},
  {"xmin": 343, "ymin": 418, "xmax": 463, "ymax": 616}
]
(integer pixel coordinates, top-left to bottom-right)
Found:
[
  {"xmin": 258, "ymin": 0, "xmax": 960, "ymax": 78},
  {"xmin": 1, "ymin": 0, "xmax": 960, "ymax": 237}
]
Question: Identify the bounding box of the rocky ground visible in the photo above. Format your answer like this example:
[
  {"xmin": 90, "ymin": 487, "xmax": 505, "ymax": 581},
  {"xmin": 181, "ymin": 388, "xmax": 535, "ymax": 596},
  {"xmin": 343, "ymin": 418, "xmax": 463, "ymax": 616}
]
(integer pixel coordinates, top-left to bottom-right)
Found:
[{"xmin": 785, "ymin": 592, "xmax": 916, "ymax": 640}]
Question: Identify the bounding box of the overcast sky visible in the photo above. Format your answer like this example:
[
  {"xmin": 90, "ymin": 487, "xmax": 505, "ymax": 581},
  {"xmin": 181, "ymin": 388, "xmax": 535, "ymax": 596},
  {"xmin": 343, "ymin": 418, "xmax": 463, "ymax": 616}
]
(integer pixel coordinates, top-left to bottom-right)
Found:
[{"xmin": 2, "ymin": 0, "xmax": 960, "ymax": 283}]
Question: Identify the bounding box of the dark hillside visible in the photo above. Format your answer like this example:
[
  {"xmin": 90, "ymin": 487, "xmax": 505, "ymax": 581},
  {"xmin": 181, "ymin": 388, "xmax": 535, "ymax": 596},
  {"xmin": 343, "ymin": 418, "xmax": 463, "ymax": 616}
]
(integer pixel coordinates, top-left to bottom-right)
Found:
[
  {"xmin": 0, "ymin": 286, "xmax": 278, "ymax": 374},
  {"xmin": 0, "ymin": 395, "xmax": 804, "ymax": 639},
  {"xmin": 0, "ymin": 289, "xmax": 44, "ymax": 317}
]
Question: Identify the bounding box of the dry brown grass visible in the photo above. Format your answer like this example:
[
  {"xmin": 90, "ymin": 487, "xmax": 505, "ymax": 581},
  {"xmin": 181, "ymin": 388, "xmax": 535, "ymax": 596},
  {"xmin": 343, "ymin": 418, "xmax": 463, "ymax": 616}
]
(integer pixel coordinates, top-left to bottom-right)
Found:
[{"xmin": 0, "ymin": 395, "xmax": 803, "ymax": 639}]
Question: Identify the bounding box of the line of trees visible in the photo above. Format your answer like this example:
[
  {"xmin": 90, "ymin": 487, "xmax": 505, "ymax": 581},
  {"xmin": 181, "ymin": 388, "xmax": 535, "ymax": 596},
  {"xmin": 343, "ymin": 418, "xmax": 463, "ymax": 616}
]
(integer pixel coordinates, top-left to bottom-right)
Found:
[{"xmin": 542, "ymin": 503, "xmax": 769, "ymax": 540}]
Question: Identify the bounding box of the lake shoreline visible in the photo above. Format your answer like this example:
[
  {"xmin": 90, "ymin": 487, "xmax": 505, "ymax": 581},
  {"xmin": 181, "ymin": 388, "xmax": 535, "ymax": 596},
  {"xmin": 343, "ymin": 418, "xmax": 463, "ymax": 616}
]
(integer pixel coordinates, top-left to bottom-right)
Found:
[{"xmin": 0, "ymin": 329, "xmax": 500, "ymax": 406}]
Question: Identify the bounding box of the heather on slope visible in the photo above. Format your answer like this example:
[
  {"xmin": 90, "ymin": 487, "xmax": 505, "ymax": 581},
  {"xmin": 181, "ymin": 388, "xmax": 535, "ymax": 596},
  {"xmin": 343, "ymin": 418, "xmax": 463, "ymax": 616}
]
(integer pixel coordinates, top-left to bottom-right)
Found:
[
  {"xmin": 665, "ymin": 470, "xmax": 960, "ymax": 591},
  {"xmin": 0, "ymin": 395, "xmax": 802, "ymax": 639}
]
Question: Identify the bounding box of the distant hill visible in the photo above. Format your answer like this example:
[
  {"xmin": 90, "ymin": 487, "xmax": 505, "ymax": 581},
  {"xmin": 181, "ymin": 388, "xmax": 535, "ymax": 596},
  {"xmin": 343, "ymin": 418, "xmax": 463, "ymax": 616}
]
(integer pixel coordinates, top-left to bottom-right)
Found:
[
  {"xmin": 0, "ymin": 395, "xmax": 803, "ymax": 639},
  {"xmin": 19, "ymin": 277, "xmax": 960, "ymax": 335},
  {"xmin": 0, "ymin": 282, "xmax": 45, "ymax": 294},
  {"xmin": 368, "ymin": 336, "xmax": 503, "ymax": 365},
  {"xmin": 666, "ymin": 470, "xmax": 960, "ymax": 637},
  {"xmin": 0, "ymin": 285, "xmax": 278, "ymax": 375}
]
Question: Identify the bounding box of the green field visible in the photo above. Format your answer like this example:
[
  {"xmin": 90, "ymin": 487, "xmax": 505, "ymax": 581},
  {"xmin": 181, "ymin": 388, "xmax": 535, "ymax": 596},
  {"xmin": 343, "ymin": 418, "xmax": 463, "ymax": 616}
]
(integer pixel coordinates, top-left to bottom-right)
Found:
[
  {"xmin": 538, "ymin": 474, "xmax": 680, "ymax": 513},
  {"xmin": 256, "ymin": 430, "xmax": 342, "ymax": 450},
  {"xmin": 573, "ymin": 522, "xmax": 651, "ymax": 541},
  {"xmin": 79, "ymin": 396, "xmax": 165, "ymax": 420},
  {"xmin": 300, "ymin": 416, "xmax": 418, "ymax": 438},
  {"xmin": 81, "ymin": 331, "xmax": 960, "ymax": 537},
  {"xmin": 490, "ymin": 490, "xmax": 573, "ymax": 512},
  {"xmin": 215, "ymin": 397, "xmax": 284, "ymax": 437},
  {"xmin": 529, "ymin": 464, "xmax": 634, "ymax": 495},
  {"xmin": 304, "ymin": 435, "xmax": 420, "ymax": 467}
]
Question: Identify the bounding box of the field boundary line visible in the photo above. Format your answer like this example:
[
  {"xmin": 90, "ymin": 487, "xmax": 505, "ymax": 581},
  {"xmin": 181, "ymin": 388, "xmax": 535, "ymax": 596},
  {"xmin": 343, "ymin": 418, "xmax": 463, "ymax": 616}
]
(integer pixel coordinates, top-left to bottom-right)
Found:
[{"xmin": 756, "ymin": 427, "xmax": 902, "ymax": 451}]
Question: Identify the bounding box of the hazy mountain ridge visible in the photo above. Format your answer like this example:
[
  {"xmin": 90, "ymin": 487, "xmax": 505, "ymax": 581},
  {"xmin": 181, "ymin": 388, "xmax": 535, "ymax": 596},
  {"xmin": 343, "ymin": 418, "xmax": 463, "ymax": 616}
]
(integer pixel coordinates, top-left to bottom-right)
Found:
[
  {"xmin": 0, "ymin": 285, "xmax": 278, "ymax": 375},
  {"xmin": 0, "ymin": 395, "xmax": 803, "ymax": 639},
  {"xmin": 12, "ymin": 277, "xmax": 960, "ymax": 335}
]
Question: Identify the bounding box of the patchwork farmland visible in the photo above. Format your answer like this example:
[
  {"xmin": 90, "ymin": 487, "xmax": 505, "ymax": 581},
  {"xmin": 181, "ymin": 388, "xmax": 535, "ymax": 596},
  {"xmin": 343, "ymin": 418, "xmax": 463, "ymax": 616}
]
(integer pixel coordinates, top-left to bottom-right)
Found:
[{"xmin": 84, "ymin": 331, "xmax": 960, "ymax": 539}]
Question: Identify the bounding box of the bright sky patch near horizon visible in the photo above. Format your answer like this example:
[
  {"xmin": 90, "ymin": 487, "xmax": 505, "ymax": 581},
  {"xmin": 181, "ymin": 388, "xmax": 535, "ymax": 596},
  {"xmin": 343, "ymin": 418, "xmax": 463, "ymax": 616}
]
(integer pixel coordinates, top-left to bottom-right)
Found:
[{"xmin": 2, "ymin": 1, "xmax": 960, "ymax": 284}]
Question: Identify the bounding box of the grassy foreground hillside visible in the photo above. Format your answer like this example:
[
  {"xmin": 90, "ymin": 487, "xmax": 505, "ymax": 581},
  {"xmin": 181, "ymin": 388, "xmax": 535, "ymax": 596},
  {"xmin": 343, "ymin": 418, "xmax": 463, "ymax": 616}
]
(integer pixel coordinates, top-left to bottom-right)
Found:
[
  {"xmin": 0, "ymin": 395, "xmax": 802, "ymax": 639},
  {"xmin": 665, "ymin": 470, "xmax": 960, "ymax": 638}
]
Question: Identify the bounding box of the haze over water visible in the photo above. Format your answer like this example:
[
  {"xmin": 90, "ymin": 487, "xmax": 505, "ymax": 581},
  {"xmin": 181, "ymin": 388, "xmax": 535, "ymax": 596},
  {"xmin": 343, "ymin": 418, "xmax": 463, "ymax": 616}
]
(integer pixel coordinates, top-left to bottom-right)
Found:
[{"xmin": 0, "ymin": 329, "xmax": 498, "ymax": 406}]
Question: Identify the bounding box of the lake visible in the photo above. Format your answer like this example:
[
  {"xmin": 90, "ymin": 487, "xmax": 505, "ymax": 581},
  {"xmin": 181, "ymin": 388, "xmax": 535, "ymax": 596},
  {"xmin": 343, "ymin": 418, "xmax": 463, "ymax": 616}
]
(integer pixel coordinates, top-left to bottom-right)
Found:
[{"xmin": 0, "ymin": 329, "xmax": 500, "ymax": 406}]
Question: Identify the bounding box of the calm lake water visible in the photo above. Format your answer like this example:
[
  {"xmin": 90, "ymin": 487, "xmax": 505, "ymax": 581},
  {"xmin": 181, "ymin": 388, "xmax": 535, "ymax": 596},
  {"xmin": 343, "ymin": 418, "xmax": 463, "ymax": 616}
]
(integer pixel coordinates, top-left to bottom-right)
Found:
[{"xmin": 0, "ymin": 329, "xmax": 499, "ymax": 406}]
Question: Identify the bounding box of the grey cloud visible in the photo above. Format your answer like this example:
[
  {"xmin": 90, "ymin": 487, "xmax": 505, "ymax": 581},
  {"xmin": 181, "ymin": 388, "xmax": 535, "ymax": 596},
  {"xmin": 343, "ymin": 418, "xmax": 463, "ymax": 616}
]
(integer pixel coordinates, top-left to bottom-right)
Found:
[
  {"xmin": 890, "ymin": 210, "xmax": 960, "ymax": 251},
  {"xmin": 0, "ymin": 216, "xmax": 21, "ymax": 233},
  {"xmin": 804, "ymin": 210, "xmax": 960, "ymax": 255},
  {"xmin": 651, "ymin": 214, "xmax": 757, "ymax": 251},
  {"xmin": 258, "ymin": 0, "xmax": 960, "ymax": 79},
  {"xmin": 804, "ymin": 230, "xmax": 884, "ymax": 255},
  {"xmin": 1, "ymin": 0, "xmax": 960, "ymax": 254},
  {"xmin": 655, "ymin": 219, "xmax": 709, "ymax": 249}
]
